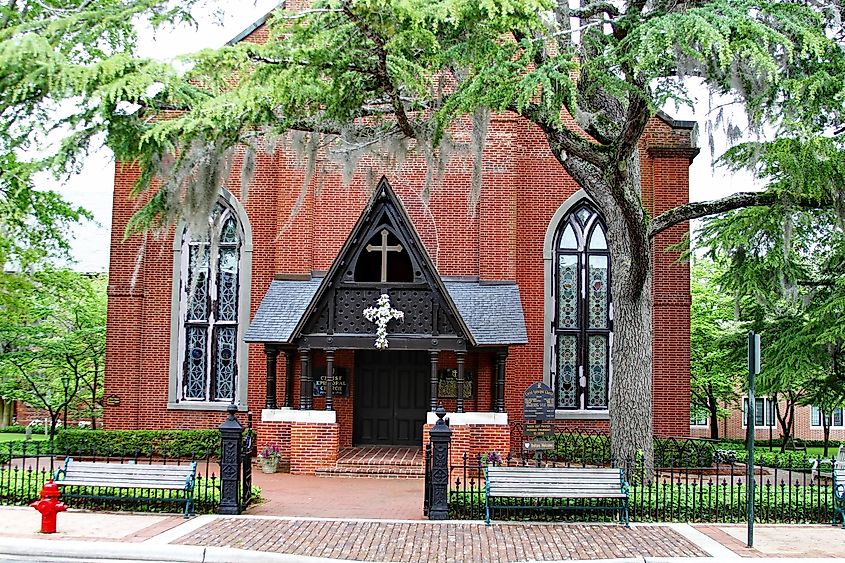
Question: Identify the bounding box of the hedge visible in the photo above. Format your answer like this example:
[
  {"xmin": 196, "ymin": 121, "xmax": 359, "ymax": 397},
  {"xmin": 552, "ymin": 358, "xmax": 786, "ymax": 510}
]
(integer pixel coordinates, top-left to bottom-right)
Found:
[
  {"xmin": 0, "ymin": 468, "xmax": 259, "ymax": 515},
  {"xmin": 53, "ymin": 429, "xmax": 220, "ymax": 457},
  {"xmin": 450, "ymin": 483, "xmax": 833, "ymax": 523},
  {"xmin": 0, "ymin": 426, "xmax": 28, "ymax": 434},
  {"xmin": 552, "ymin": 434, "xmax": 715, "ymax": 467}
]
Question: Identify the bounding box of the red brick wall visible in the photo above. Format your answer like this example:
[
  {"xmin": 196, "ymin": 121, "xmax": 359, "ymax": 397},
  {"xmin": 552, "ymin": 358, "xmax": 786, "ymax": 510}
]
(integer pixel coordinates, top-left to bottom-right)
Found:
[
  {"xmin": 103, "ymin": 26, "xmax": 694, "ymax": 442},
  {"xmin": 691, "ymin": 400, "xmax": 845, "ymax": 442}
]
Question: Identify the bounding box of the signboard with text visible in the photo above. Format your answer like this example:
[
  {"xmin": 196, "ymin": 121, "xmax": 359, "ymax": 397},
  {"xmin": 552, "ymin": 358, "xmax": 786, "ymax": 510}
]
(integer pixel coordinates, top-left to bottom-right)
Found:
[{"xmin": 523, "ymin": 382, "xmax": 555, "ymax": 421}]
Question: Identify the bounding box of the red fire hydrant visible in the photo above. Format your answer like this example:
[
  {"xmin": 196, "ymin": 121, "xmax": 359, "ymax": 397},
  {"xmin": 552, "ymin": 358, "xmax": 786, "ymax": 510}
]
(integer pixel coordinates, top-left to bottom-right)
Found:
[{"xmin": 31, "ymin": 480, "xmax": 67, "ymax": 533}]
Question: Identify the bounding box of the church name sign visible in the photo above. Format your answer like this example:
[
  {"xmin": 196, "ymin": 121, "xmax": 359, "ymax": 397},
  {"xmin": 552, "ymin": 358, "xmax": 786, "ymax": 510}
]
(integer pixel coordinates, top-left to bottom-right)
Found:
[
  {"xmin": 312, "ymin": 367, "xmax": 349, "ymax": 397},
  {"xmin": 523, "ymin": 382, "xmax": 555, "ymax": 451}
]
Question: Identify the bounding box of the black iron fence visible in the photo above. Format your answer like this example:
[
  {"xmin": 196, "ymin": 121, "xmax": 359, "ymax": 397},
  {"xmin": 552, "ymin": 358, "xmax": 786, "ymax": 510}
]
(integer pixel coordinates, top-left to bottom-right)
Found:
[
  {"xmin": 0, "ymin": 440, "xmax": 221, "ymax": 514},
  {"xmin": 449, "ymin": 429, "xmax": 836, "ymax": 524}
]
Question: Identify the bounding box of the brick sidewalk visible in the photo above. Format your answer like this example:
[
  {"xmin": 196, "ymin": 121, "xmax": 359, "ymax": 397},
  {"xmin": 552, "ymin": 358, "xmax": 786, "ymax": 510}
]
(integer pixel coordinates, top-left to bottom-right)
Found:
[{"xmin": 174, "ymin": 518, "xmax": 708, "ymax": 561}]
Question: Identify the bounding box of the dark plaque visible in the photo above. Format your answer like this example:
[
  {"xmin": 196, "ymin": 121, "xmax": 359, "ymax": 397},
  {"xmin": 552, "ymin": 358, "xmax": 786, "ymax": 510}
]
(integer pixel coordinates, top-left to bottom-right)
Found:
[
  {"xmin": 313, "ymin": 367, "xmax": 348, "ymax": 397},
  {"xmin": 525, "ymin": 423, "xmax": 553, "ymax": 438},
  {"xmin": 105, "ymin": 394, "xmax": 120, "ymax": 407},
  {"xmin": 523, "ymin": 382, "xmax": 554, "ymax": 420},
  {"xmin": 437, "ymin": 368, "xmax": 474, "ymax": 399}
]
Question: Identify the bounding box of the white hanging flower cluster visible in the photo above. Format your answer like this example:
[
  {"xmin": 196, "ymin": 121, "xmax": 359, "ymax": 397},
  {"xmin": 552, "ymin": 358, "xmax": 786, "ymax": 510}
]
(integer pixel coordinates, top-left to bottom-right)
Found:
[{"xmin": 363, "ymin": 294, "xmax": 404, "ymax": 349}]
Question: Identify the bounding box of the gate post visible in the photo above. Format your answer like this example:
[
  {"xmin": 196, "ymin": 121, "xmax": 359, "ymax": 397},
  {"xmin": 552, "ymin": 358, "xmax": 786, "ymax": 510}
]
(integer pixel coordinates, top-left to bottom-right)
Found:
[
  {"xmin": 219, "ymin": 404, "xmax": 243, "ymax": 515},
  {"xmin": 428, "ymin": 404, "xmax": 451, "ymax": 520}
]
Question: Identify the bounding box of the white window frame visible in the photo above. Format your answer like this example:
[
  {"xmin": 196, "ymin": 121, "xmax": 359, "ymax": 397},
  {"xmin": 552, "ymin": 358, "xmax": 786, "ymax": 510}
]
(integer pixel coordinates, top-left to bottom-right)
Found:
[
  {"xmin": 542, "ymin": 191, "xmax": 613, "ymax": 420},
  {"xmin": 167, "ymin": 191, "xmax": 252, "ymax": 411},
  {"xmin": 811, "ymin": 406, "xmax": 845, "ymax": 428},
  {"xmin": 741, "ymin": 396, "xmax": 776, "ymax": 428}
]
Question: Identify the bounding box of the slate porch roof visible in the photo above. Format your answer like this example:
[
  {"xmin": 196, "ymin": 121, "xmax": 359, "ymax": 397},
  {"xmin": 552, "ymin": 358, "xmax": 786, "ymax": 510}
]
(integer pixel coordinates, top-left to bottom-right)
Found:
[{"xmin": 244, "ymin": 279, "xmax": 528, "ymax": 346}]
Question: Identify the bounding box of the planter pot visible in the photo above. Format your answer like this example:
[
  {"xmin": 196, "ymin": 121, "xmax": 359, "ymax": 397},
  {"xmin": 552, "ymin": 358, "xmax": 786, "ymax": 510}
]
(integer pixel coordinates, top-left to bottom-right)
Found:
[{"xmin": 259, "ymin": 458, "xmax": 279, "ymax": 474}]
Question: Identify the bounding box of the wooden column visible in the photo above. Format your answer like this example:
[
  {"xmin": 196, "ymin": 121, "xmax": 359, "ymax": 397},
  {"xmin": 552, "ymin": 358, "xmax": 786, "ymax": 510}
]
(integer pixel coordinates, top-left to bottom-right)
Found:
[
  {"xmin": 456, "ymin": 350, "xmax": 466, "ymax": 413},
  {"xmin": 429, "ymin": 350, "xmax": 439, "ymax": 411},
  {"xmin": 495, "ymin": 349, "xmax": 508, "ymax": 413},
  {"xmin": 299, "ymin": 348, "xmax": 311, "ymax": 410},
  {"xmin": 325, "ymin": 349, "xmax": 335, "ymax": 411},
  {"xmin": 264, "ymin": 346, "xmax": 278, "ymax": 410},
  {"xmin": 284, "ymin": 350, "xmax": 294, "ymax": 408}
]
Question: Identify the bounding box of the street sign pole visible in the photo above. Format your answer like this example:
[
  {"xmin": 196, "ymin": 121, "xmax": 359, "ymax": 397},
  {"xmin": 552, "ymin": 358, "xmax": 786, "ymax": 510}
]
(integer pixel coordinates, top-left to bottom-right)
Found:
[{"xmin": 747, "ymin": 331, "xmax": 761, "ymax": 548}]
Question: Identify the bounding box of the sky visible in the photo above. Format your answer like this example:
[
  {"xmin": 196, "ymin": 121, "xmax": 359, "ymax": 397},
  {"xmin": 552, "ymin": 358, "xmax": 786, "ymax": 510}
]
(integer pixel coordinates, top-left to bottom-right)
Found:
[{"xmin": 49, "ymin": 2, "xmax": 760, "ymax": 273}]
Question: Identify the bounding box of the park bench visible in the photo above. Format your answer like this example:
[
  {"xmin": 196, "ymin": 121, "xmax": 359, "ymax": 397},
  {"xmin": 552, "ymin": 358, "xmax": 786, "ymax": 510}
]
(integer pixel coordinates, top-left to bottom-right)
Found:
[
  {"xmin": 54, "ymin": 458, "xmax": 197, "ymax": 518},
  {"xmin": 484, "ymin": 466, "xmax": 629, "ymax": 526}
]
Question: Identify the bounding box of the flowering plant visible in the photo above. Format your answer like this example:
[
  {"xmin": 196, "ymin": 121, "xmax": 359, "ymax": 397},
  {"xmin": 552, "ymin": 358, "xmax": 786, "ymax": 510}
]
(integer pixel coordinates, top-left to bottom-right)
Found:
[
  {"xmin": 258, "ymin": 444, "xmax": 281, "ymax": 461},
  {"xmin": 483, "ymin": 451, "xmax": 503, "ymax": 466},
  {"xmin": 363, "ymin": 294, "xmax": 404, "ymax": 349}
]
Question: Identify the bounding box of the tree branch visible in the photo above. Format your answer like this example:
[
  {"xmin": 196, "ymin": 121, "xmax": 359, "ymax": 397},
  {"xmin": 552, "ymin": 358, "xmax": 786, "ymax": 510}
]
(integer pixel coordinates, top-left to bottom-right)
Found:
[
  {"xmin": 512, "ymin": 102, "xmax": 609, "ymax": 169},
  {"xmin": 650, "ymin": 191, "xmax": 834, "ymax": 237},
  {"xmin": 341, "ymin": 2, "xmax": 415, "ymax": 139},
  {"xmin": 570, "ymin": 2, "xmax": 619, "ymax": 19}
]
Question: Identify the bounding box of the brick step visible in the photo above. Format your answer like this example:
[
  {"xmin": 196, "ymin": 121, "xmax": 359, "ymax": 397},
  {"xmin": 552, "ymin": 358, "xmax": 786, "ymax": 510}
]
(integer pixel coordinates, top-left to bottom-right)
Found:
[
  {"xmin": 334, "ymin": 458, "xmax": 423, "ymax": 468},
  {"xmin": 315, "ymin": 465, "xmax": 425, "ymax": 479}
]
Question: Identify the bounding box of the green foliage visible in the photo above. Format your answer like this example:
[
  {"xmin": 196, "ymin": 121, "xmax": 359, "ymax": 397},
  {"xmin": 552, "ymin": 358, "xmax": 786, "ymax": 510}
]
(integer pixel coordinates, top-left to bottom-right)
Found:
[
  {"xmin": 450, "ymin": 482, "xmax": 833, "ymax": 523},
  {"xmin": 0, "ymin": 468, "xmax": 241, "ymax": 515},
  {"xmin": 0, "ymin": 425, "xmax": 27, "ymax": 434},
  {"xmin": 53, "ymin": 428, "xmax": 220, "ymax": 457},
  {"xmin": 5, "ymin": 0, "xmax": 844, "ymax": 462},
  {"xmin": 689, "ymin": 258, "xmax": 745, "ymax": 435},
  {"xmin": 0, "ymin": 269, "xmax": 107, "ymax": 435}
]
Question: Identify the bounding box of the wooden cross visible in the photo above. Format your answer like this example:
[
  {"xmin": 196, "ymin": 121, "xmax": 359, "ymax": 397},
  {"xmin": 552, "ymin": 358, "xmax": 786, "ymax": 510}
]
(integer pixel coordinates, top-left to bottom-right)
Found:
[{"xmin": 366, "ymin": 229, "xmax": 403, "ymax": 283}]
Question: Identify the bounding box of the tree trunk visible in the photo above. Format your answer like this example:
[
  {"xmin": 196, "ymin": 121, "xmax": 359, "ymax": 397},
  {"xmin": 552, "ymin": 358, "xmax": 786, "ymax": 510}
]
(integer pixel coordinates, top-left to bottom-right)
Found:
[
  {"xmin": 0, "ymin": 398, "xmax": 12, "ymax": 427},
  {"xmin": 546, "ymin": 137, "xmax": 654, "ymax": 471},
  {"xmin": 823, "ymin": 417, "xmax": 831, "ymax": 457},
  {"xmin": 708, "ymin": 399, "xmax": 719, "ymax": 440},
  {"xmin": 606, "ymin": 216, "xmax": 653, "ymax": 471}
]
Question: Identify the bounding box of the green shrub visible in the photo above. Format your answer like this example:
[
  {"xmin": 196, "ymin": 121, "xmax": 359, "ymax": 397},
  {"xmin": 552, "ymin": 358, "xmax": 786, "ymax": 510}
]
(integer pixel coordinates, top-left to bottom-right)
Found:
[
  {"xmin": 0, "ymin": 468, "xmax": 253, "ymax": 515},
  {"xmin": 53, "ymin": 429, "xmax": 220, "ymax": 458},
  {"xmin": 450, "ymin": 482, "xmax": 834, "ymax": 523},
  {"xmin": 0, "ymin": 426, "xmax": 28, "ymax": 433}
]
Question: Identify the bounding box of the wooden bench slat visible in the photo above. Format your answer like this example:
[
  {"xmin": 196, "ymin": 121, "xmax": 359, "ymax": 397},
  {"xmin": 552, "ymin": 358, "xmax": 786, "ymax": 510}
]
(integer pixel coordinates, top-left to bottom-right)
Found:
[
  {"xmin": 55, "ymin": 459, "xmax": 197, "ymax": 518},
  {"xmin": 489, "ymin": 492, "xmax": 627, "ymax": 499},
  {"xmin": 485, "ymin": 465, "xmax": 629, "ymax": 526},
  {"xmin": 58, "ymin": 480, "xmax": 190, "ymax": 490}
]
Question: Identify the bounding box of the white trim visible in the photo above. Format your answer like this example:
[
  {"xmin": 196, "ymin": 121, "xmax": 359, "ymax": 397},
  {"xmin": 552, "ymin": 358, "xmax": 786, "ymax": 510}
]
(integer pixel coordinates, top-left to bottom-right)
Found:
[
  {"xmin": 262, "ymin": 409, "xmax": 337, "ymax": 424},
  {"xmin": 426, "ymin": 412, "xmax": 508, "ymax": 426},
  {"xmin": 810, "ymin": 405, "xmax": 845, "ymax": 428},
  {"xmin": 543, "ymin": 190, "xmax": 590, "ymax": 390},
  {"xmin": 168, "ymin": 188, "xmax": 252, "ymax": 410},
  {"xmin": 543, "ymin": 190, "xmax": 613, "ymax": 410},
  {"xmin": 167, "ymin": 402, "xmax": 248, "ymax": 412},
  {"xmin": 554, "ymin": 410, "xmax": 610, "ymax": 421},
  {"xmin": 741, "ymin": 396, "xmax": 776, "ymax": 428}
]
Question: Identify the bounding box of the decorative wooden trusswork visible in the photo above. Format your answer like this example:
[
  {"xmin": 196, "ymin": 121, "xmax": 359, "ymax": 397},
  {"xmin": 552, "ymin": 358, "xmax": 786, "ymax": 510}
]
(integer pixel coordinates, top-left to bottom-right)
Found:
[{"xmin": 297, "ymin": 178, "xmax": 467, "ymax": 347}]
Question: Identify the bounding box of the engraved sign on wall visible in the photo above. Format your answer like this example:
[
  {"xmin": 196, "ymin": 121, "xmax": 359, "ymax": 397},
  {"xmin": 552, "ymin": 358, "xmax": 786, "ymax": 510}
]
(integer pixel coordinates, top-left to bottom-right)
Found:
[
  {"xmin": 437, "ymin": 369, "xmax": 474, "ymax": 399},
  {"xmin": 312, "ymin": 367, "xmax": 349, "ymax": 397}
]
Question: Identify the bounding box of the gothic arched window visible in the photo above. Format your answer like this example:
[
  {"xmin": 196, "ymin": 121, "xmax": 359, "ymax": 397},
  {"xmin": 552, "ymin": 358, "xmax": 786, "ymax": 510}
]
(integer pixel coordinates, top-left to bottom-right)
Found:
[
  {"xmin": 554, "ymin": 202, "xmax": 611, "ymax": 410},
  {"xmin": 178, "ymin": 202, "xmax": 243, "ymax": 402}
]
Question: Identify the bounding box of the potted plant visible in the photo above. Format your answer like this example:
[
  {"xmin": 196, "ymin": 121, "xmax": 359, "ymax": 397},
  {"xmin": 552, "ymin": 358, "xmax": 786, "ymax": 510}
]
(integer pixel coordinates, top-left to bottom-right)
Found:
[{"xmin": 257, "ymin": 444, "xmax": 281, "ymax": 474}]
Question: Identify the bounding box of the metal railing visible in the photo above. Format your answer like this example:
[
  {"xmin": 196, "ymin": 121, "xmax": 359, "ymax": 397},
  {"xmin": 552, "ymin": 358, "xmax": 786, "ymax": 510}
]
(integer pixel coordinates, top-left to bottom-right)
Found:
[
  {"xmin": 447, "ymin": 430, "xmax": 836, "ymax": 523},
  {"xmin": 0, "ymin": 440, "xmax": 221, "ymax": 514}
]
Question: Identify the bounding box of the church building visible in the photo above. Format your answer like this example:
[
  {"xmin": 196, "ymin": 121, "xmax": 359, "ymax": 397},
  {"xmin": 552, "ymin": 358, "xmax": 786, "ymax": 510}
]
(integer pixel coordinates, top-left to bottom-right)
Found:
[{"xmin": 102, "ymin": 13, "xmax": 697, "ymax": 474}]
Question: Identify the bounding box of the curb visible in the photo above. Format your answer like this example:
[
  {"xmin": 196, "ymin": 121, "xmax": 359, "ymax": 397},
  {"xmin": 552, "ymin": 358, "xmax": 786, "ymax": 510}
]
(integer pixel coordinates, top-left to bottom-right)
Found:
[{"xmin": 0, "ymin": 537, "xmax": 363, "ymax": 563}]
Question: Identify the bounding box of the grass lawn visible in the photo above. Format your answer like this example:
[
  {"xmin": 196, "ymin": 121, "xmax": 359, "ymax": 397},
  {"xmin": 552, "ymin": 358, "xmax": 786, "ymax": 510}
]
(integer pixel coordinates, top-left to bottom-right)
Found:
[{"xmin": 0, "ymin": 433, "xmax": 48, "ymax": 443}]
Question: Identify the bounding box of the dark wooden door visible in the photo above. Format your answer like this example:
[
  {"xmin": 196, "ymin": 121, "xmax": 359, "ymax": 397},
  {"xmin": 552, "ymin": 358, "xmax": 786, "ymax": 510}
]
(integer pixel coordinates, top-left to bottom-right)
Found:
[{"xmin": 354, "ymin": 350, "xmax": 428, "ymax": 445}]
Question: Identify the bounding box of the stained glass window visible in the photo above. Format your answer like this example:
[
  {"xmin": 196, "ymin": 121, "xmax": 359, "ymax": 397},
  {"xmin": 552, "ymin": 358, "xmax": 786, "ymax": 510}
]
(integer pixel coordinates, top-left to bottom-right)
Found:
[
  {"xmin": 553, "ymin": 202, "xmax": 611, "ymax": 410},
  {"xmin": 180, "ymin": 201, "xmax": 242, "ymax": 402}
]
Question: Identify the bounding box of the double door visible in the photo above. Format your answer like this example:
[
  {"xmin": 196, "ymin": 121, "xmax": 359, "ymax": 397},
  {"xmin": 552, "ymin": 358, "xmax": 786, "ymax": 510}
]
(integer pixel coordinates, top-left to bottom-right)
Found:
[{"xmin": 354, "ymin": 350, "xmax": 428, "ymax": 445}]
